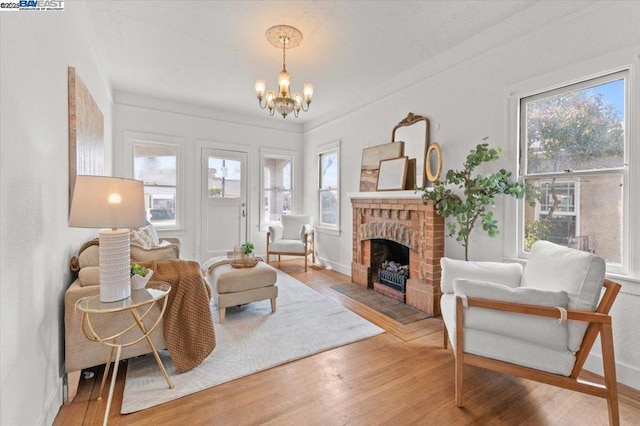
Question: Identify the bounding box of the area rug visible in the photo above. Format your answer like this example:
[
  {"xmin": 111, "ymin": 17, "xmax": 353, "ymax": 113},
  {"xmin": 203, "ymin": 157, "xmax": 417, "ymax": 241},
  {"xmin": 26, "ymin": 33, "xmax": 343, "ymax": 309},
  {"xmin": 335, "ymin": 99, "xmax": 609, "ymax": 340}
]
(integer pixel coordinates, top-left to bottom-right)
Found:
[
  {"xmin": 331, "ymin": 283, "xmax": 430, "ymax": 324},
  {"xmin": 122, "ymin": 270, "xmax": 384, "ymax": 413}
]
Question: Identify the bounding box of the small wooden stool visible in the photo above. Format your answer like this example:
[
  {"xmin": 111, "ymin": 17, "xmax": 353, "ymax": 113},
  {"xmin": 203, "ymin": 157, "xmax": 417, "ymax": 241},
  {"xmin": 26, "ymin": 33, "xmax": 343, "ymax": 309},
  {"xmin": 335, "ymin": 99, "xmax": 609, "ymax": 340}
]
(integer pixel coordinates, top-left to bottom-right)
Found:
[{"xmin": 205, "ymin": 262, "xmax": 278, "ymax": 323}]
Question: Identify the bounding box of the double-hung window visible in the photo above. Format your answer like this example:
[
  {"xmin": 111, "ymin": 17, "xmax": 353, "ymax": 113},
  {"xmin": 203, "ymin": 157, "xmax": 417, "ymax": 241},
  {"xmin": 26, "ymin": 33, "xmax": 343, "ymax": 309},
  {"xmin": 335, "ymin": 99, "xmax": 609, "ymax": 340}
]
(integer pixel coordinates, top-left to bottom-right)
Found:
[
  {"xmin": 519, "ymin": 70, "xmax": 627, "ymax": 270},
  {"xmin": 317, "ymin": 141, "xmax": 340, "ymax": 231},
  {"xmin": 125, "ymin": 132, "xmax": 183, "ymax": 230}
]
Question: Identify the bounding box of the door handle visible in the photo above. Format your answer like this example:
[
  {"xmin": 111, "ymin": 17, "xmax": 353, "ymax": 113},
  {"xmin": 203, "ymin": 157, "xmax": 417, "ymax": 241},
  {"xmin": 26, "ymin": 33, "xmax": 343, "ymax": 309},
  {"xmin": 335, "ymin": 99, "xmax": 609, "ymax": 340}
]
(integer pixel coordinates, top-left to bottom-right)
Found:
[{"xmin": 242, "ymin": 203, "xmax": 246, "ymax": 217}]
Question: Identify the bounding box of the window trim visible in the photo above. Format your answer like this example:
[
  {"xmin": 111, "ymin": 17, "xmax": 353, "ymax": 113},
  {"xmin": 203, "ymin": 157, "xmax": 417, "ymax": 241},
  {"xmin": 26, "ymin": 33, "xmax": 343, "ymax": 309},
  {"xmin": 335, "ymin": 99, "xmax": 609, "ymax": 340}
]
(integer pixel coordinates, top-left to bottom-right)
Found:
[
  {"xmin": 123, "ymin": 131, "xmax": 185, "ymax": 231},
  {"xmin": 259, "ymin": 148, "xmax": 297, "ymax": 230},
  {"xmin": 316, "ymin": 140, "xmax": 341, "ymax": 234},
  {"xmin": 513, "ymin": 68, "xmax": 630, "ymax": 275}
]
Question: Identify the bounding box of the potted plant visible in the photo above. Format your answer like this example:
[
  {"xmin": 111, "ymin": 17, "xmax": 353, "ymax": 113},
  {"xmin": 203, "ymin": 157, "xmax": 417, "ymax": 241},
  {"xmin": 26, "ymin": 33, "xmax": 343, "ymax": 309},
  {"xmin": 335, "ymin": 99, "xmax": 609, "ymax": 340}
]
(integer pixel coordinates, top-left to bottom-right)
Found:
[
  {"xmin": 422, "ymin": 140, "xmax": 532, "ymax": 260},
  {"xmin": 130, "ymin": 264, "xmax": 153, "ymax": 290},
  {"xmin": 241, "ymin": 242, "xmax": 255, "ymax": 256}
]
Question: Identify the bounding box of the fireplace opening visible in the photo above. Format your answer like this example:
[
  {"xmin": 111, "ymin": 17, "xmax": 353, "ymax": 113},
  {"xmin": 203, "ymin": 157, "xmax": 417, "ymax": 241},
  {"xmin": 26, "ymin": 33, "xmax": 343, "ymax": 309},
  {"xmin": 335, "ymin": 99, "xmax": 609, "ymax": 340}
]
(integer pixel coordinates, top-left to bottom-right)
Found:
[{"xmin": 371, "ymin": 239, "xmax": 409, "ymax": 293}]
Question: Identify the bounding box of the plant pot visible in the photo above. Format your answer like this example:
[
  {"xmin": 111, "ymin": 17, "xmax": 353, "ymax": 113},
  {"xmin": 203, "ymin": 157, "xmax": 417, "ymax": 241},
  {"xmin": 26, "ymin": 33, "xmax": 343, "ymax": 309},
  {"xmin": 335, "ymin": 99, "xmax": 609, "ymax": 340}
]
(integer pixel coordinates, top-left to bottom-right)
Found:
[{"xmin": 131, "ymin": 269, "xmax": 153, "ymax": 290}]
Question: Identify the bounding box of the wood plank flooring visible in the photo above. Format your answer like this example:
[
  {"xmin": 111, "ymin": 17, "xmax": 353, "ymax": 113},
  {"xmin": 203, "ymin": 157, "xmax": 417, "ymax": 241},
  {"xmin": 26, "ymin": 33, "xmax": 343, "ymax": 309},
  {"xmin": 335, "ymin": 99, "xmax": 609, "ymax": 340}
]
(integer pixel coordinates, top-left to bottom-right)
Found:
[{"xmin": 55, "ymin": 260, "xmax": 640, "ymax": 425}]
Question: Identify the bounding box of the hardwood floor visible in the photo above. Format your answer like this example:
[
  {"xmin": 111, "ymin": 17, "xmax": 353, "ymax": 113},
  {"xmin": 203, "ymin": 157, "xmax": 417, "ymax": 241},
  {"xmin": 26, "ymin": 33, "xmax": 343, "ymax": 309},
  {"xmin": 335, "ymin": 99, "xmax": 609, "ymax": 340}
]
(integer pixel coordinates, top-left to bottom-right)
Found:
[{"xmin": 55, "ymin": 260, "xmax": 640, "ymax": 425}]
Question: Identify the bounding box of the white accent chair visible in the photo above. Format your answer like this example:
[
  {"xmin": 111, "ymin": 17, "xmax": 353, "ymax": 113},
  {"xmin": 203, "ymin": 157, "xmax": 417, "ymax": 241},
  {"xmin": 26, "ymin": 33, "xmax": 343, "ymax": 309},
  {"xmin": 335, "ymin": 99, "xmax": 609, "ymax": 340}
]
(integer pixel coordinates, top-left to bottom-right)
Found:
[
  {"xmin": 266, "ymin": 214, "xmax": 315, "ymax": 272},
  {"xmin": 440, "ymin": 240, "xmax": 621, "ymax": 425}
]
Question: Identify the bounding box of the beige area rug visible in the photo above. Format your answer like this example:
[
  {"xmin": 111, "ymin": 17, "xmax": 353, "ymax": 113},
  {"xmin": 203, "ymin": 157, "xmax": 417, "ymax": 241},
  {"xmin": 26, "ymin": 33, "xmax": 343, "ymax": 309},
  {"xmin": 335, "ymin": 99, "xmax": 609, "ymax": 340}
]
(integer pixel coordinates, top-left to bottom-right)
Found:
[{"xmin": 122, "ymin": 270, "xmax": 384, "ymax": 413}]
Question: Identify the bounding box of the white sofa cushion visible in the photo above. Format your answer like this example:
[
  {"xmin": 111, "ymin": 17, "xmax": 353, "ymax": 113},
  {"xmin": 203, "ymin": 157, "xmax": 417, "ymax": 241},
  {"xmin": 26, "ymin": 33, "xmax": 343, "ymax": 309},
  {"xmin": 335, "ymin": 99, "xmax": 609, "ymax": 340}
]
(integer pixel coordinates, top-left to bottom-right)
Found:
[
  {"xmin": 440, "ymin": 258, "xmax": 523, "ymax": 294},
  {"xmin": 281, "ymin": 214, "xmax": 312, "ymax": 241},
  {"xmin": 454, "ymin": 279, "xmax": 569, "ymax": 351},
  {"xmin": 522, "ymin": 241, "xmax": 606, "ymax": 351}
]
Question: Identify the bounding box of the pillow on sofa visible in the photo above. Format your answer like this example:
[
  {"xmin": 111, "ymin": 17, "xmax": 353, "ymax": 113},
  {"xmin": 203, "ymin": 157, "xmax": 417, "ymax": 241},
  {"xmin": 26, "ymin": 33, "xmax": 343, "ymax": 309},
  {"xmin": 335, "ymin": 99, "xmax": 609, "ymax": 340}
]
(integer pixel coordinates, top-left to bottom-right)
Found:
[
  {"xmin": 130, "ymin": 242, "xmax": 179, "ymax": 262},
  {"xmin": 78, "ymin": 266, "xmax": 100, "ymax": 287},
  {"xmin": 78, "ymin": 245, "xmax": 100, "ymax": 268}
]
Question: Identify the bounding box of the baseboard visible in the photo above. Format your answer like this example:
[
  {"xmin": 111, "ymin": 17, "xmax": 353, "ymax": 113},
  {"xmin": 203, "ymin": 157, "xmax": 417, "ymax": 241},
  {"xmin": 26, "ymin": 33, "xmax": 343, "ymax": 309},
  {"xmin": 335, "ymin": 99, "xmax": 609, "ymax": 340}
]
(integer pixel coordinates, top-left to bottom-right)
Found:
[
  {"xmin": 584, "ymin": 353, "xmax": 640, "ymax": 391},
  {"xmin": 38, "ymin": 376, "xmax": 63, "ymax": 426},
  {"xmin": 316, "ymin": 255, "xmax": 350, "ymax": 276}
]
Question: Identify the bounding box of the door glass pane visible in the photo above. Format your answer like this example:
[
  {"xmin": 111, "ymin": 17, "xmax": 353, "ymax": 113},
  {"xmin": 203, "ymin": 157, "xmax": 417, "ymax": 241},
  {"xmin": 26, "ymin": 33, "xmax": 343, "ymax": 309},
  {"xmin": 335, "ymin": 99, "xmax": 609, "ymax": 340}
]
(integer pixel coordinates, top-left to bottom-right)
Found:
[
  {"xmin": 133, "ymin": 144, "xmax": 177, "ymax": 227},
  {"xmin": 523, "ymin": 78, "xmax": 625, "ymax": 174},
  {"xmin": 524, "ymin": 174, "xmax": 622, "ymax": 264},
  {"xmin": 208, "ymin": 157, "xmax": 242, "ymax": 199}
]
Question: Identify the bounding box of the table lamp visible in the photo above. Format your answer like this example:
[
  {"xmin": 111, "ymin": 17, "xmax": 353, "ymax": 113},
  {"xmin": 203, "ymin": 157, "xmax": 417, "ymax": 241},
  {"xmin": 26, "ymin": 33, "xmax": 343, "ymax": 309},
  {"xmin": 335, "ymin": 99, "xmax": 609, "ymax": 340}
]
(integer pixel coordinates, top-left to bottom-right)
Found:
[{"xmin": 69, "ymin": 175, "xmax": 146, "ymax": 302}]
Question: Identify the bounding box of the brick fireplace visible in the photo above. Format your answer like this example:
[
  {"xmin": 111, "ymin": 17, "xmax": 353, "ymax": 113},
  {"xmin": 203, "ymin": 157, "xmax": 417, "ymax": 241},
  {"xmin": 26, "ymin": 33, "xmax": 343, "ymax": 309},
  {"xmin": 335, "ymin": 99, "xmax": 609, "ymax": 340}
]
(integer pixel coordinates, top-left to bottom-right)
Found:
[{"xmin": 350, "ymin": 194, "xmax": 444, "ymax": 316}]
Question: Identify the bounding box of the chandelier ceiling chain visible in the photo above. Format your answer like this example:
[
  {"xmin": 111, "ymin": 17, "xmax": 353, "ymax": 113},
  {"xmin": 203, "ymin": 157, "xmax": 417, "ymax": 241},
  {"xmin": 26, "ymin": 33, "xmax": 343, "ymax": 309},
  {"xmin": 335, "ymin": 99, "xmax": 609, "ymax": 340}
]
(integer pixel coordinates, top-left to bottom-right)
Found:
[{"xmin": 254, "ymin": 25, "xmax": 313, "ymax": 119}]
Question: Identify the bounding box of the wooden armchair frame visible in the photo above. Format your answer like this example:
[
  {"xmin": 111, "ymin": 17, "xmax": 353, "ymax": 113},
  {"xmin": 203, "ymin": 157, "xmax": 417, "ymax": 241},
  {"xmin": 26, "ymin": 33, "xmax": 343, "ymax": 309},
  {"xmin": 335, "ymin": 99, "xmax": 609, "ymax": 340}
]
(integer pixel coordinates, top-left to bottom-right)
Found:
[
  {"xmin": 444, "ymin": 279, "xmax": 622, "ymax": 425},
  {"xmin": 266, "ymin": 229, "xmax": 315, "ymax": 272}
]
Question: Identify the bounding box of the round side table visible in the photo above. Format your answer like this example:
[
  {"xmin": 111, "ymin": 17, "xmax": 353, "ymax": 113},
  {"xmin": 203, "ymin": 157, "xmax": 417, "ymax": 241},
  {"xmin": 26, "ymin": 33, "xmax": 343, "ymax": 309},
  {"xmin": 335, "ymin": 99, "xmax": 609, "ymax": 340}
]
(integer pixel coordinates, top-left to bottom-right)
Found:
[{"xmin": 76, "ymin": 281, "xmax": 174, "ymax": 425}]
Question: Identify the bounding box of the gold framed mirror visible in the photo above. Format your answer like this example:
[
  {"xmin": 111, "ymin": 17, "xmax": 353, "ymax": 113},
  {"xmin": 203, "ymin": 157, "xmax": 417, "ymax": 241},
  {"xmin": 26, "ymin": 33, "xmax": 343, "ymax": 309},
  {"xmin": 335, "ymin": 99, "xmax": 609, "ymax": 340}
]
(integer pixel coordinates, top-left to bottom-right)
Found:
[{"xmin": 391, "ymin": 112, "xmax": 430, "ymax": 189}]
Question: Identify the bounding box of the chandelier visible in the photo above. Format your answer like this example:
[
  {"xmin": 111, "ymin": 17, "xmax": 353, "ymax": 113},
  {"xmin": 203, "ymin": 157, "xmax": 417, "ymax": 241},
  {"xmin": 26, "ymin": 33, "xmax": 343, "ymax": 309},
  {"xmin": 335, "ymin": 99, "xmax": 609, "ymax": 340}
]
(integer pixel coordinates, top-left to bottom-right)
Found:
[{"xmin": 254, "ymin": 25, "xmax": 313, "ymax": 119}]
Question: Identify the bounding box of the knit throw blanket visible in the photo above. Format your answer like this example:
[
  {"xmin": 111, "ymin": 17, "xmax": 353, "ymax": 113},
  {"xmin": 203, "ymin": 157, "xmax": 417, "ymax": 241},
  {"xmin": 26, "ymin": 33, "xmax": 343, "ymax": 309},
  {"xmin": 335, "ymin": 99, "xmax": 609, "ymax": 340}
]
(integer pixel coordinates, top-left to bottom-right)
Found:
[{"xmin": 141, "ymin": 259, "xmax": 216, "ymax": 373}]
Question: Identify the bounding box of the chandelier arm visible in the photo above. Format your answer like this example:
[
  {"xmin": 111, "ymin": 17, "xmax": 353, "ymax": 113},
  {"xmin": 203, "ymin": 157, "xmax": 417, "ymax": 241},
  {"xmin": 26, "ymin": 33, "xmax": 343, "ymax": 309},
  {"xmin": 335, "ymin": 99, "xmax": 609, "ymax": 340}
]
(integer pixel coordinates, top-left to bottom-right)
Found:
[
  {"xmin": 257, "ymin": 97, "xmax": 269, "ymax": 109},
  {"xmin": 299, "ymin": 101, "xmax": 310, "ymax": 112}
]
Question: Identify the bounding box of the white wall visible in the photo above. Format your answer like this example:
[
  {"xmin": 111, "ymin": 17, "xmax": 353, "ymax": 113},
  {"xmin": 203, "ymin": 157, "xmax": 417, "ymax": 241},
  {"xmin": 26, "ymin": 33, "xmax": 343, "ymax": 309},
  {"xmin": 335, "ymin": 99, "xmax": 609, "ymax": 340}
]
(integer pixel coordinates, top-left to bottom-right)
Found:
[
  {"xmin": 302, "ymin": 2, "xmax": 640, "ymax": 389},
  {"xmin": 112, "ymin": 99, "xmax": 304, "ymax": 260},
  {"xmin": 0, "ymin": 3, "xmax": 113, "ymax": 425}
]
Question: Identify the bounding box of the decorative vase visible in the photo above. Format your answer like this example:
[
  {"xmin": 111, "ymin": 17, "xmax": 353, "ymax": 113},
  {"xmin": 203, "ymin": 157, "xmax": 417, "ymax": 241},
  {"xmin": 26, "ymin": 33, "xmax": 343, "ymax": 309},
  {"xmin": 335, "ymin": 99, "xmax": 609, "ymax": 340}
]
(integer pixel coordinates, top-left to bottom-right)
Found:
[{"xmin": 131, "ymin": 269, "xmax": 153, "ymax": 290}]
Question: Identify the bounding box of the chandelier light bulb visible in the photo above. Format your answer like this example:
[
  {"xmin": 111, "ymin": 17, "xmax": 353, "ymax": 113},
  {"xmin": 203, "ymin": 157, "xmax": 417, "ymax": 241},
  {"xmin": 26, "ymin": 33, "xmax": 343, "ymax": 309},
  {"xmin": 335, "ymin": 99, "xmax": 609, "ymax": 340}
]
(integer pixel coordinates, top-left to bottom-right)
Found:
[
  {"xmin": 302, "ymin": 84, "xmax": 314, "ymax": 105},
  {"xmin": 255, "ymin": 79, "xmax": 266, "ymax": 100},
  {"xmin": 278, "ymin": 69, "xmax": 291, "ymax": 97}
]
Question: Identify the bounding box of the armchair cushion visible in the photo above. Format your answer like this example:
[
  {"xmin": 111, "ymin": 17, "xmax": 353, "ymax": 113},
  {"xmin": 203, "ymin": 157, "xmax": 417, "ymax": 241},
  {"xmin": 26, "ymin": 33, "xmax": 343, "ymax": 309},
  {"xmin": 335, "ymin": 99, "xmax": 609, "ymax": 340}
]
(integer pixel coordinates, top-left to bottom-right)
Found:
[
  {"xmin": 454, "ymin": 279, "xmax": 569, "ymax": 351},
  {"xmin": 441, "ymin": 258, "xmax": 523, "ymax": 294},
  {"xmin": 268, "ymin": 239, "xmax": 306, "ymax": 254},
  {"xmin": 522, "ymin": 240, "xmax": 605, "ymax": 351},
  {"xmin": 281, "ymin": 214, "xmax": 312, "ymax": 242}
]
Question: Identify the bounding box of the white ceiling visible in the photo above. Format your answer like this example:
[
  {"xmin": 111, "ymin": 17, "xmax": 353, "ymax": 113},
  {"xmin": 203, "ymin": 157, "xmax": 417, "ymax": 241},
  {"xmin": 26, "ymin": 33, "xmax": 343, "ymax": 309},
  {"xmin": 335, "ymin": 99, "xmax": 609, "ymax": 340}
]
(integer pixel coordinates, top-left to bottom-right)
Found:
[{"xmin": 85, "ymin": 1, "xmax": 596, "ymax": 125}]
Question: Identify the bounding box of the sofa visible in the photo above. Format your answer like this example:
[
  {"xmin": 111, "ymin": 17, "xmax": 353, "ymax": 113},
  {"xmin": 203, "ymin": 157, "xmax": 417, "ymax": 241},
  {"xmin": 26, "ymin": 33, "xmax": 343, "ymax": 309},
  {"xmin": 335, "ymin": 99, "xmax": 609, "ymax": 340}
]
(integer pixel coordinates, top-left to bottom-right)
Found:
[{"xmin": 64, "ymin": 226, "xmax": 181, "ymax": 403}]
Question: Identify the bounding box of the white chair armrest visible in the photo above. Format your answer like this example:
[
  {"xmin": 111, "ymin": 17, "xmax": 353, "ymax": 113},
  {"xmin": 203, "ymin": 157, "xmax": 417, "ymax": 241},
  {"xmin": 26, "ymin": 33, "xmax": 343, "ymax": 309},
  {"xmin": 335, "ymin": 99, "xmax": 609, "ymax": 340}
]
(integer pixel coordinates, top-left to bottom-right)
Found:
[
  {"xmin": 440, "ymin": 258, "xmax": 523, "ymax": 294},
  {"xmin": 268, "ymin": 224, "xmax": 283, "ymax": 243},
  {"xmin": 300, "ymin": 224, "xmax": 313, "ymax": 242}
]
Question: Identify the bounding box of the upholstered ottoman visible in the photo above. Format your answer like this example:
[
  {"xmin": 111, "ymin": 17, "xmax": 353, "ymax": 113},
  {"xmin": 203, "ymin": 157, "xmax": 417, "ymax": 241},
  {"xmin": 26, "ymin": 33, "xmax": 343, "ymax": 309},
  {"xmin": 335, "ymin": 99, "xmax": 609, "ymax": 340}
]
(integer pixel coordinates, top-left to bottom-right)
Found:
[{"xmin": 206, "ymin": 261, "xmax": 278, "ymax": 323}]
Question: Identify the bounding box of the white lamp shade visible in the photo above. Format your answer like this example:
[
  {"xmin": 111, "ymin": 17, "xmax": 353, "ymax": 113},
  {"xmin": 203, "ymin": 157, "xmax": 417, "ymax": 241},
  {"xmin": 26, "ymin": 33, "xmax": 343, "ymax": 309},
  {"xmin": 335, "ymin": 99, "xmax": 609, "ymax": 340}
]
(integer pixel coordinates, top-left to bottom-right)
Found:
[{"xmin": 69, "ymin": 175, "xmax": 146, "ymax": 229}]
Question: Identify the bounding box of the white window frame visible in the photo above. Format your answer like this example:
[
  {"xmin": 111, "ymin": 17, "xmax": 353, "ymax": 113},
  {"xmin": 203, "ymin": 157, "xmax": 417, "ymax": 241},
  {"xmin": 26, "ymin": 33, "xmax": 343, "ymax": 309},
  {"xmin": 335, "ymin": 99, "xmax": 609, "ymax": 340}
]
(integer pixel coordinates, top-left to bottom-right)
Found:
[
  {"xmin": 123, "ymin": 131, "xmax": 185, "ymax": 232},
  {"xmin": 316, "ymin": 140, "xmax": 341, "ymax": 235},
  {"xmin": 512, "ymin": 66, "xmax": 631, "ymax": 276},
  {"xmin": 259, "ymin": 148, "xmax": 297, "ymax": 230}
]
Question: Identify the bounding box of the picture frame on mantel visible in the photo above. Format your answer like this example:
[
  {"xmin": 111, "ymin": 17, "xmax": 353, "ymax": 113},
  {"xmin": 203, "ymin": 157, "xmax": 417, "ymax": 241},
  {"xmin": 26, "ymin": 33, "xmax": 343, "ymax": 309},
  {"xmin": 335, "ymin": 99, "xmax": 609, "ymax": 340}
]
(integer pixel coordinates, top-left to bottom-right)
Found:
[
  {"xmin": 376, "ymin": 156, "xmax": 408, "ymax": 191},
  {"xmin": 68, "ymin": 66, "xmax": 104, "ymax": 209},
  {"xmin": 359, "ymin": 141, "xmax": 404, "ymax": 191}
]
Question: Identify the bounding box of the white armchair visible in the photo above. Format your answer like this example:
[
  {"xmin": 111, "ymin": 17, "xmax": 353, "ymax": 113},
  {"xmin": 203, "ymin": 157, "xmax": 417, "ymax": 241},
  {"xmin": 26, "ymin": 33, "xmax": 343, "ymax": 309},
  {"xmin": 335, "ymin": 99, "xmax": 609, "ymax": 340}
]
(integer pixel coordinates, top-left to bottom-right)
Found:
[
  {"xmin": 440, "ymin": 240, "xmax": 621, "ymax": 425},
  {"xmin": 266, "ymin": 214, "xmax": 315, "ymax": 272}
]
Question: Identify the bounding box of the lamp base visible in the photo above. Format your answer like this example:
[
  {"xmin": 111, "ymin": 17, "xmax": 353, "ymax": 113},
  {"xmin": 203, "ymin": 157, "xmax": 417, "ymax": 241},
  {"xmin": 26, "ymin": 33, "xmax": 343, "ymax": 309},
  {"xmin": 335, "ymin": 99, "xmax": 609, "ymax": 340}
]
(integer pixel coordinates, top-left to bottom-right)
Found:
[{"xmin": 99, "ymin": 228, "xmax": 131, "ymax": 302}]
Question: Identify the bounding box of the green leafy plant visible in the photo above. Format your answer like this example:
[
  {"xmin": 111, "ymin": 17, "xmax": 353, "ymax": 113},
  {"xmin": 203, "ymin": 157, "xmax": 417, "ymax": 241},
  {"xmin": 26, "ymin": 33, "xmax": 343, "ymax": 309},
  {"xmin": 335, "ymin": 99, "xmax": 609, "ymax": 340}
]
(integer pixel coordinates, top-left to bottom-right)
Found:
[
  {"xmin": 241, "ymin": 242, "xmax": 255, "ymax": 255},
  {"xmin": 422, "ymin": 140, "xmax": 533, "ymax": 260},
  {"xmin": 130, "ymin": 264, "xmax": 149, "ymax": 277}
]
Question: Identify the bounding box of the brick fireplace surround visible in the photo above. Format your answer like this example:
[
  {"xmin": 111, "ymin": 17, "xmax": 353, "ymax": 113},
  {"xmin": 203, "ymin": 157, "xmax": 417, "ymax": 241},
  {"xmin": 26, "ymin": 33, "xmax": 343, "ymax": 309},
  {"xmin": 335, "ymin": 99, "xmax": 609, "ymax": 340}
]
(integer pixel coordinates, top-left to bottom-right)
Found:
[{"xmin": 350, "ymin": 193, "xmax": 445, "ymax": 316}]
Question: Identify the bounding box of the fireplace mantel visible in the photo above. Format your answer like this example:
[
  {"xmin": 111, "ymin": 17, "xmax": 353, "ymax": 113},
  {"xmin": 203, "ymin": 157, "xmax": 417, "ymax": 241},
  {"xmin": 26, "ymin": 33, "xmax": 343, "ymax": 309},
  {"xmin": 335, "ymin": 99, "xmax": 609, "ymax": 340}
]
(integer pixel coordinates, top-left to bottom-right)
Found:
[{"xmin": 350, "ymin": 194, "xmax": 444, "ymax": 316}]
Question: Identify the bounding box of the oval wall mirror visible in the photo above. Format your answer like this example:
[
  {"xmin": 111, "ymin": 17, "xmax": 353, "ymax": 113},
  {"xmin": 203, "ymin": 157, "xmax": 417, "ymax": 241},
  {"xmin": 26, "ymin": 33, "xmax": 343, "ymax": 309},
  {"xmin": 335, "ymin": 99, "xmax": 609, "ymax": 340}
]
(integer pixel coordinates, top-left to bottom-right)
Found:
[
  {"xmin": 426, "ymin": 142, "xmax": 442, "ymax": 182},
  {"xmin": 391, "ymin": 113, "xmax": 430, "ymax": 189}
]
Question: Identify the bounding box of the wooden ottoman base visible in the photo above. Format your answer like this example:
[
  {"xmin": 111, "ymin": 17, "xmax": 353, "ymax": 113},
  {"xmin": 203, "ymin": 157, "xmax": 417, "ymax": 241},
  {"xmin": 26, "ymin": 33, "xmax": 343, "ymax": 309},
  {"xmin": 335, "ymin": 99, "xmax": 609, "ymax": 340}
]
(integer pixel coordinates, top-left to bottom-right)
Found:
[{"xmin": 205, "ymin": 262, "xmax": 278, "ymax": 323}]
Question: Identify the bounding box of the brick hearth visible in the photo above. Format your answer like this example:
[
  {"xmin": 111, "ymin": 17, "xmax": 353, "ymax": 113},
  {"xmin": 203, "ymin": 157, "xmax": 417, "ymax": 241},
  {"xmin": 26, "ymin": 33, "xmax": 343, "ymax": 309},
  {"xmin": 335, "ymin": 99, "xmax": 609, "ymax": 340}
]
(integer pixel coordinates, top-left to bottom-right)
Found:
[{"xmin": 350, "ymin": 195, "xmax": 444, "ymax": 316}]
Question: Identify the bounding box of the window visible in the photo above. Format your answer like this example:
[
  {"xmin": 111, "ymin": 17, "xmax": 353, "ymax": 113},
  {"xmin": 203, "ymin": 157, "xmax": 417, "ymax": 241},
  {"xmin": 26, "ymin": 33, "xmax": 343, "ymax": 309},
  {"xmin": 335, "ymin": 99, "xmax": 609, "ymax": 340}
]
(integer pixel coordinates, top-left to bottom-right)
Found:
[
  {"xmin": 133, "ymin": 143, "xmax": 179, "ymax": 228},
  {"xmin": 317, "ymin": 141, "xmax": 340, "ymax": 231},
  {"xmin": 519, "ymin": 71, "xmax": 627, "ymax": 268},
  {"xmin": 207, "ymin": 156, "xmax": 242, "ymax": 199},
  {"xmin": 261, "ymin": 154, "xmax": 293, "ymax": 224}
]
